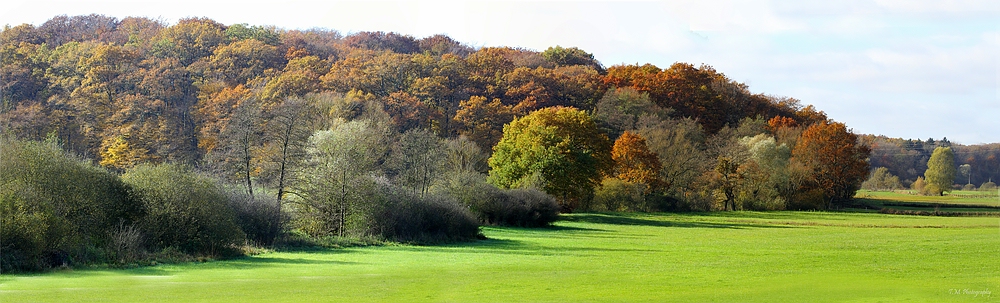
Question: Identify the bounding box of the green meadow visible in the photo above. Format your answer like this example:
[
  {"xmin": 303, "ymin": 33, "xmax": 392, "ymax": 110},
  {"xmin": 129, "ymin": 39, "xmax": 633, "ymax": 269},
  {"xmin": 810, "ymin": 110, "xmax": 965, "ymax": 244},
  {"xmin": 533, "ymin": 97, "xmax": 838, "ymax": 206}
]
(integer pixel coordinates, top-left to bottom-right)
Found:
[
  {"xmin": 2, "ymin": 211, "xmax": 998, "ymax": 302},
  {"xmin": 857, "ymin": 190, "xmax": 1000, "ymax": 205},
  {"xmin": 854, "ymin": 190, "xmax": 1000, "ymax": 214}
]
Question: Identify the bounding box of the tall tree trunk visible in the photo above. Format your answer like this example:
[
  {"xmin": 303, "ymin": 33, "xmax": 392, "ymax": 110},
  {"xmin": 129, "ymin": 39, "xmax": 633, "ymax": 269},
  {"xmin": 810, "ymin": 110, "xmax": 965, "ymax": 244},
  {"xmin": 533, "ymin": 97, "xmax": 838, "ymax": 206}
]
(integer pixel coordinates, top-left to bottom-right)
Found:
[
  {"xmin": 242, "ymin": 128, "xmax": 254, "ymax": 197},
  {"xmin": 276, "ymin": 123, "xmax": 292, "ymax": 205},
  {"xmin": 339, "ymin": 168, "xmax": 347, "ymax": 238}
]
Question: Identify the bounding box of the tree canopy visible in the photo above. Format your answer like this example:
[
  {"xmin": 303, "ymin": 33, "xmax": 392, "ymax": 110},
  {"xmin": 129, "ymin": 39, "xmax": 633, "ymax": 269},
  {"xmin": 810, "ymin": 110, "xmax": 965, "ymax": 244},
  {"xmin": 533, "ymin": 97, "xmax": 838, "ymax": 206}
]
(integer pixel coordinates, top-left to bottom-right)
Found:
[
  {"xmin": 792, "ymin": 121, "xmax": 871, "ymax": 206},
  {"xmin": 0, "ymin": 15, "xmax": 911, "ymax": 268},
  {"xmin": 488, "ymin": 106, "xmax": 611, "ymax": 210},
  {"xmin": 924, "ymin": 146, "xmax": 956, "ymax": 196}
]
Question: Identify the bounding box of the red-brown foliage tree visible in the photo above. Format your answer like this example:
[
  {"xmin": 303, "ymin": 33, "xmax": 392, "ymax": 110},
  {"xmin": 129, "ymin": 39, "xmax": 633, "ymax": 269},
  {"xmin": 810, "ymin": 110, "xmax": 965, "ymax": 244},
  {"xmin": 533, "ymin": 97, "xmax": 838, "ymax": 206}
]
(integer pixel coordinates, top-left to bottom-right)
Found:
[{"xmin": 792, "ymin": 121, "xmax": 870, "ymax": 207}]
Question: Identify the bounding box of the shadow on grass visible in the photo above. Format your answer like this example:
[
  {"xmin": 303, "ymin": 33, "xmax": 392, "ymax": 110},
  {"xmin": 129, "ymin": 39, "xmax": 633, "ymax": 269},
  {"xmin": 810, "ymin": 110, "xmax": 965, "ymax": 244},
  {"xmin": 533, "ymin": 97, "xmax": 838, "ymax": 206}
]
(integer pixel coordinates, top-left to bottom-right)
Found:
[
  {"xmin": 0, "ymin": 250, "xmax": 366, "ymax": 279},
  {"xmin": 394, "ymin": 236, "xmax": 666, "ymax": 256},
  {"xmin": 685, "ymin": 211, "xmax": 853, "ymax": 221},
  {"xmin": 485, "ymin": 224, "xmax": 609, "ymax": 234},
  {"xmin": 0, "ymin": 265, "xmax": 175, "ymax": 280},
  {"xmin": 222, "ymin": 253, "xmax": 360, "ymax": 268},
  {"xmin": 563, "ymin": 213, "xmax": 793, "ymax": 229}
]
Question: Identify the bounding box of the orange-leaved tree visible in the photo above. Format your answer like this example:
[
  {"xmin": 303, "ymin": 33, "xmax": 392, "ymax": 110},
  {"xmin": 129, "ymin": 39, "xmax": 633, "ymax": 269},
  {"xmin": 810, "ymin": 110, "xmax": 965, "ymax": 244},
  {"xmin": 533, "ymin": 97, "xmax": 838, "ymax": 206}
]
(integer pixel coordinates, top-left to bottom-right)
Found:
[
  {"xmin": 792, "ymin": 121, "xmax": 870, "ymax": 208},
  {"xmin": 611, "ymin": 131, "xmax": 662, "ymax": 191}
]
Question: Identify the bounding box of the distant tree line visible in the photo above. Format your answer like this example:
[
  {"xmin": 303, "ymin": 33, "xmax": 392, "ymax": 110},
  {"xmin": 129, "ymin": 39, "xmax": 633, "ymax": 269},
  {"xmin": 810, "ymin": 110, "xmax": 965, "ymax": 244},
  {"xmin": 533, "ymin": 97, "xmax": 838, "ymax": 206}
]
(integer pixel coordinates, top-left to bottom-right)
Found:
[
  {"xmin": 1, "ymin": 15, "xmax": 879, "ymax": 271},
  {"xmin": 863, "ymin": 135, "xmax": 1000, "ymax": 190}
]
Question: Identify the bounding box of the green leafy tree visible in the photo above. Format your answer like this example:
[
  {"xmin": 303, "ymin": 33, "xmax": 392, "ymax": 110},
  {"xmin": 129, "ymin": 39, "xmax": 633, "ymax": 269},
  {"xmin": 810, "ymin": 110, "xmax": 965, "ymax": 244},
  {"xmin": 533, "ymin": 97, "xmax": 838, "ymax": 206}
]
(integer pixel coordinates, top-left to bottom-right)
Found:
[
  {"xmin": 487, "ymin": 106, "xmax": 612, "ymax": 211},
  {"xmin": 297, "ymin": 119, "xmax": 393, "ymax": 237},
  {"xmin": 861, "ymin": 167, "xmax": 903, "ymax": 191},
  {"xmin": 736, "ymin": 134, "xmax": 792, "ymax": 210},
  {"xmin": 224, "ymin": 23, "xmax": 280, "ymax": 45},
  {"xmin": 541, "ymin": 45, "xmax": 603, "ymax": 72},
  {"xmin": 593, "ymin": 87, "xmax": 669, "ymax": 140},
  {"xmin": 924, "ymin": 146, "xmax": 956, "ymax": 196}
]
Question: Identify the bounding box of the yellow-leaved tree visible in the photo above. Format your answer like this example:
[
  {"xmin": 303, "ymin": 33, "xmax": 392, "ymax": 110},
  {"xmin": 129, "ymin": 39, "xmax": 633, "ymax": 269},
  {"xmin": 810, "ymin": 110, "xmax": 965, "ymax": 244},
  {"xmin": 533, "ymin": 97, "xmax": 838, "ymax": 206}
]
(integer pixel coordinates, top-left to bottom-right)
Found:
[
  {"xmin": 487, "ymin": 106, "xmax": 612, "ymax": 211},
  {"xmin": 99, "ymin": 135, "xmax": 150, "ymax": 170}
]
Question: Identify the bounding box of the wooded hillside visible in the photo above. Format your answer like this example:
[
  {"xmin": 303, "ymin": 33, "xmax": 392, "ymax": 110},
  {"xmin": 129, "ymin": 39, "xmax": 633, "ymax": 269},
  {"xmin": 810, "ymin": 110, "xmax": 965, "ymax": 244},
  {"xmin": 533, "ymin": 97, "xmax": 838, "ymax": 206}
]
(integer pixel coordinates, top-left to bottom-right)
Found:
[
  {"xmin": 1, "ymin": 15, "xmax": 822, "ymax": 165},
  {"xmin": 0, "ymin": 14, "xmax": 889, "ymax": 272}
]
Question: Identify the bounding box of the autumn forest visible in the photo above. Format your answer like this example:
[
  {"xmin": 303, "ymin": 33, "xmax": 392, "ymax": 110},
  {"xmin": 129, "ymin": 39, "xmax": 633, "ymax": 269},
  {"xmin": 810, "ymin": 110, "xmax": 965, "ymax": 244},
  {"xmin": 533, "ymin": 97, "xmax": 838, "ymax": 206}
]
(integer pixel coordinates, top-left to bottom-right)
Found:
[{"xmin": 1, "ymin": 15, "xmax": 995, "ymax": 272}]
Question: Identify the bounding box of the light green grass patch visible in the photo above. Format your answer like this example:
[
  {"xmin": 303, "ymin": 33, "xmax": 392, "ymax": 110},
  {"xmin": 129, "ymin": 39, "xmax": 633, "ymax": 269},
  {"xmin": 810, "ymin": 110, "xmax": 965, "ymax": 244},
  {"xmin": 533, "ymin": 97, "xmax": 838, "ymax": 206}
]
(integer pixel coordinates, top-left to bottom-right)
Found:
[
  {"xmin": 2, "ymin": 212, "xmax": 999, "ymax": 302},
  {"xmin": 857, "ymin": 190, "xmax": 1000, "ymax": 206}
]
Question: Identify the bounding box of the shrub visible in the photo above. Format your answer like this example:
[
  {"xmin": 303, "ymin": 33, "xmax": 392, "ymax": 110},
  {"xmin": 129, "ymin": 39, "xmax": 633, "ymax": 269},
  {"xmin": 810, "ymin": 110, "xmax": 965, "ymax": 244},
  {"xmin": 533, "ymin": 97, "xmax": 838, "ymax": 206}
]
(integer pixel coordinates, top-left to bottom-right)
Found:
[
  {"xmin": 688, "ymin": 171, "xmax": 725, "ymax": 211},
  {"xmin": 0, "ymin": 139, "xmax": 142, "ymax": 272},
  {"xmin": 432, "ymin": 172, "xmax": 559, "ymax": 227},
  {"xmin": 911, "ymin": 176, "xmax": 926, "ymax": 192},
  {"xmin": 427, "ymin": 171, "xmax": 490, "ymax": 207},
  {"xmin": 743, "ymin": 196, "xmax": 786, "ymax": 211},
  {"xmin": 123, "ymin": 164, "xmax": 244, "ymax": 257},
  {"xmin": 920, "ymin": 183, "xmax": 943, "ymax": 196},
  {"xmin": 493, "ymin": 188, "xmax": 560, "ymax": 227},
  {"xmin": 292, "ymin": 169, "xmax": 480, "ymax": 243},
  {"xmin": 0, "ymin": 183, "xmax": 55, "ymax": 272},
  {"xmin": 788, "ymin": 188, "xmax": 826, "ymax": 210},
  {"xmin": 106, "ymin": 222, "xmax": 144, "ymax": 266},
  {"xmin": 223, "ymin": 189, "xmax": 281, "ymax": 246},
  {"xmin": 644, "ymin": 193, "xmax": 685, "ymax": 212},
  {"xmin": 861, "ymin": 167, "xmax": 903, "ymax": 191},
  {"xmin": 590, "ymin": 178, "xmax": 646, "ymax": 212},
  {"xmin": 367, "ymin": 186, "xmax": 480, "ymax": 243}
]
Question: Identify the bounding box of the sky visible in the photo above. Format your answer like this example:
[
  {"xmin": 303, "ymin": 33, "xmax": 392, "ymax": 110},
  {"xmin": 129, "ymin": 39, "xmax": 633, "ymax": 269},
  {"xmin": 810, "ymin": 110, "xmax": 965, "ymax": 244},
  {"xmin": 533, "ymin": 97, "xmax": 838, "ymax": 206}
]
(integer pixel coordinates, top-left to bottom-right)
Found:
[{"xmin": 2, "ymin": 0, "xmax": 998, "ymax": 144}]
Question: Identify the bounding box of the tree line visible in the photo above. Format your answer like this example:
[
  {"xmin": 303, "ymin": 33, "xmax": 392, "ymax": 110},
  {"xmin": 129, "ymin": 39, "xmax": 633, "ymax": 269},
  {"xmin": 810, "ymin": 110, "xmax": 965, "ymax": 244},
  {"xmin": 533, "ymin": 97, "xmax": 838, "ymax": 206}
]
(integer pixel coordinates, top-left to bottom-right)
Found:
[
  {"xmin": 863, "ymin": 135, "xmax": 1000, "ymax": 190},
  {"xmin": 1, "ymin": 15, "xmax": 875, "ymax": 271}
]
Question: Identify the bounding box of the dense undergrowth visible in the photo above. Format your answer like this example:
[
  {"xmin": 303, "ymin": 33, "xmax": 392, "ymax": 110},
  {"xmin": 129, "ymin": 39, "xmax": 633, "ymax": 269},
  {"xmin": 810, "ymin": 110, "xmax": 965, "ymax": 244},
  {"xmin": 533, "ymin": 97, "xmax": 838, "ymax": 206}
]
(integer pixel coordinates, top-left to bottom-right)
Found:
[{"xmin": 0, "ymin": 137, "xmax": 559, "ymax": 272}]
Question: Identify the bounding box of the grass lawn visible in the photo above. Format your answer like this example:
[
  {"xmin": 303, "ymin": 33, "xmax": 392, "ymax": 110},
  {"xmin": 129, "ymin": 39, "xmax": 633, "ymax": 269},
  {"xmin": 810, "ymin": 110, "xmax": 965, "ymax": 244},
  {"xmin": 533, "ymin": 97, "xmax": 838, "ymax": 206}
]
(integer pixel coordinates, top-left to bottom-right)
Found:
[
  {"xmin": 854, "ymin": 190, "xmax": 1000, "ymax": 215},
  {"xmin": 857, "ymin": 190, "xmax": 1000, "ymax": 206},
  {"xmin": 2, "ymin": 212, "xmax": 999, "ymax": 302}
]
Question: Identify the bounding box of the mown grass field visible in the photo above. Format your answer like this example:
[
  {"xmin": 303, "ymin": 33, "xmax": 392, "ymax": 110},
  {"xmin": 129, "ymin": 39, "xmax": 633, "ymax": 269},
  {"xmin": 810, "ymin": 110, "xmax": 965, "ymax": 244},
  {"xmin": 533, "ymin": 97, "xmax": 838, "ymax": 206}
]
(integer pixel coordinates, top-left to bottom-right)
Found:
[
  {"xmin": 854, "ymin": 190, "xmax": 1000, "ymax": 214},
  {"xmin": 857, "ymin": 190, "xmax": 1000, "ymax": 205},
  {"xmin": 2, "ymin": 211, "xmax": 998, "ymax": 302}
]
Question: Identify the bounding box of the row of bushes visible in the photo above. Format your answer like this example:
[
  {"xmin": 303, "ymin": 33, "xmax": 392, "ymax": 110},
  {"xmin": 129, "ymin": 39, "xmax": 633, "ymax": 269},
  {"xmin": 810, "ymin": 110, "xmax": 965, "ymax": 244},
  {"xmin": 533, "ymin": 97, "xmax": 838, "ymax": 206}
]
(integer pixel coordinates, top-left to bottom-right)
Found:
[
  {"xmin": 291, "ymin": 170, "xmax": 560, "ymax": 242},
  {"xmin": 1, "ymin": 138, "xmax": 563, "ymax": 272},
  {"xmin": 0, "ymin": 139, "xmax": 278, "ymax": 272},
  {"xmin": 432, "ymin": 171, "xmax": 560, "ymax": 228}
]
